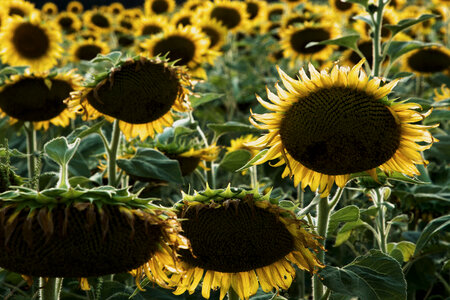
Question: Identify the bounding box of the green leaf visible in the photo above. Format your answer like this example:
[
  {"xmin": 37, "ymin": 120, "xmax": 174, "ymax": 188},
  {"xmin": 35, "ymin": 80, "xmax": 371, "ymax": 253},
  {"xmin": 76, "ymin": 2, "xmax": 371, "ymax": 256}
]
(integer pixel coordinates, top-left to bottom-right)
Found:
[
  {"xmin": 306, "ymin": 34, "xmax": 360, "ymax": 52},
  {"xmin": 414, "ymin": 214, "xmax": 450, "ymax": 256},
  {"xmin": 190, "ymin": 93, "xmax": 223, "ymax": 108},
  {"xmin": 236, "ymin": 149, "xmax": 268, "ymax": 172},
  {"xmin": 334, "ymin": 219, "xmax": 366, "ymax": 246},
  {"xmin": 384, "ymin": 14, "xmax": 438, "ymax": 37},
  {"xmin": 386, "ymin": 41, "xmax": 441, "ymax": 63},
  {"xmin": 91, "ymin": 51, "xmax": 123, "ymax": 65},
  {"xmin": 0, "ymin": 148, "xmax": 28, "ymax": 158},
  {"xmin": 116, "ymin": 148, "xmax": 183, "ymax": 184},
  {"xmin": 219, "ymin": 150, "xmax": 252, "ymax": 172},
  {"xmin": 297, "ymin": 194, "xmax": 321, "ymax": 216},
  {"xmin": 207, "ymin": 121, "xmax": 260, "ymax": 136},
  {"xmin": 389, "ymin": 249, "xmax": 404, "ymax": 263},
  {"xmin": 319, "ymin": 250, "xmax": 407, "ymax": 300},
  {"xmin": 328, "ymin": 205, "xmax": 360, "ymax": 233},
  {"xmin": 388, "ymin": 241, "xmax": 415, "ymax": 262},
  {"xmin": 67, "ymin": 120, "xmax": 107, "ymax": 142},
  {"xmin": 44, "ymin": 137, "xmax": 81, "ymax": 167}
]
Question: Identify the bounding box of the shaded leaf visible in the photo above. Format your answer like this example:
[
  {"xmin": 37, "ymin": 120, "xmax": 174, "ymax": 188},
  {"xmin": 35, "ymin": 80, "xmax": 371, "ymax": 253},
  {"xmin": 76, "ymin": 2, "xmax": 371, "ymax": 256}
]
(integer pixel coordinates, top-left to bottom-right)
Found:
[
  {"xmin": 334, "ymin": 219, "xmax": 366, "ymax": 246},
  {"xmin": 414, "ymin": 214, "xmax": 450, "ymax": 256},
  {"xmin": 190, "ymin": 93, "xmax": 223, "ymax": 108},
  {"xmin": 388, "ymin": 241, "xmax": 415, "ymax": 262},
  {"xmin": 208, "ymin": 121, "xmax": 260, "ymax": 136},
  {"xmin": 328, "ymin": 205, "xmax": 360, "ymax": 233},
  {"xmin": 236, "ymin": 149, "xmax": 268, "ymax": 172},
  {"xmin": 219, "ymin": 150, "xmax": 252, "ymax": 172}
]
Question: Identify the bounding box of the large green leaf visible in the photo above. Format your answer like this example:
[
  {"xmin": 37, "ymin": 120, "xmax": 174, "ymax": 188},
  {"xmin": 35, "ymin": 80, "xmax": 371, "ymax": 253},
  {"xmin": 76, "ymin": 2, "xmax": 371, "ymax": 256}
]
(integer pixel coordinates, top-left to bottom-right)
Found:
[
  {"xmin": 44, "ymin": 137, "xmax": 81, "ymax": 167},
  {"xmin": 328, "ymin": 205, "xmax": 360, "ymax": 233},
  {"xmin": 320, "ymin": 250, "xmax": 407, "ymax": 300},
  {"xmin": 384, "ymin": 14, "xmax": 438, "ymax": 37},
  {"xmin": 117, "ymin": 149, "xmax": 183, "ymax": 184},
  {"xmin": 219, "ymin": 150, "xmax": 252, "ymax": 172},
  {"xmin": 414, "ymin": 214, "xmax": 450, "ymax": 256}
]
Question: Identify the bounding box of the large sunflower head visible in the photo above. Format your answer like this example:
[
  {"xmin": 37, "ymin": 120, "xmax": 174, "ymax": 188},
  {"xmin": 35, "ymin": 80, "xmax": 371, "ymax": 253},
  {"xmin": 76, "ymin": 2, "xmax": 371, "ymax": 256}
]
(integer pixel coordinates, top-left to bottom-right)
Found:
[
  {"xmin": 141, "ymin": 25, "xmax": 211, "ymax": 69},
  {"xmin": 280, "ymin": 21, "xmax": 340, "ymax": 65},
  {"xmin": 247, "ymin": 60, "xmax": 437, "ymax": 197},
  {"xmin": 67, "ymin": 1, "xmax": 83, "ymax": 14},
  {"xmin": 402, "ymin": 46, "xmax": 450, "ymax": 76},
  {"xmin": 170, "ymin": 186, "xmax": 324, "ymax": 300},
  {"xmin": 0, "ymin": 14, "xmax": 62, "ymax": 72},
  {"xmin": 0, "ymin": 69, "xmax": 82, "ymax": 130},
  {"xmin": 83, "ymin": 9, "xmax": 113, "ymax": 34},
  {"xmin": 42, "ymin": 2, "xmax": 58, "ymax": 16},
  {"xmin": 70, "ymin": 55, "xmax": 192, "ymax": 141},
  {"xmin": 135, "ymin": 15, "xmax": 168, "ymax": 36},
  {"xmin": 0, "ymin": 183, "xmax": 187, "ymax": 288},
  {"xmin": 144, "ymin": 0, "xmax": 176, "ymax": 15},
  {"xmin": 54, "ymin": 11, "xmax": 82, "ymax": 36},
  {"xmin": 192, "ymin": 16, "xmax": 228, "ymax": 51},
  {"xmin": 2, "ymin": 0, "xmax": 36, "ymax": 18},
  {"xmin": 69, "ymin": 38, "xmax": 110, "ymax": 62},
  {"xmin": 201, "ymin": 0, "xmax": 249, "ymax": 33}
]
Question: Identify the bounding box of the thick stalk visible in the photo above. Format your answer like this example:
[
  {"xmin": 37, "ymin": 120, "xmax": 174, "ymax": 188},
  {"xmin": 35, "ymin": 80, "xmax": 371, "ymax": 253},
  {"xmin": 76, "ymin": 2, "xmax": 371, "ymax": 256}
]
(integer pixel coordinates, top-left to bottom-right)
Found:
[
  {"xmin": 39, "ymin": 277, "xmax": 63, "ymax": 300},
  {"xmin": 374, "ymin": 189, "xmax": 388, "ymax": 253},
  {"xmin": 371, "ymin": 0, "xmax": 386, "ymax": 77},
  {"xmin": 107, "ymin": 120, "xmax": 121, "ymax": 187},
  {"xmin": 250, "ymin": 165, "xmax": 258, "ymax": 188},
  {"xmin": 24, "ymin": 122, "xmax": 37, "ymax": 179},
  {"xmin": 227, "ymin": 287, "xmax": 240, "ymax": 300},
  {"xmin": 313, "ymin": 197, "xmax": 330, "ymax": 300}
]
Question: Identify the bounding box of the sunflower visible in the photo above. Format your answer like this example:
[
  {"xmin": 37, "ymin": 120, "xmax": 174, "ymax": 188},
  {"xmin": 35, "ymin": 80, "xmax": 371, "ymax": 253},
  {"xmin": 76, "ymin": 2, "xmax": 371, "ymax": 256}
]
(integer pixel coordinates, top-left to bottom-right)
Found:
[
  {"xmin": 192, "ymin": 16, "xmax": 228, "ymax": 51},
  {"xmin": 402, "ymin": 46, "xmax": 450, "ymax": 75},
  {"xmin": 69, "ymin": 39, "xmax": 110, "ymax": 62},
  {"xmin": 83, "ymin": 9, "xmax": 113, "ymax": 34},
  {"xmin": 115, "ymin": 13, "xmax": 135, "ymax": 33},
  {"xmin": 67, "ymin": 1, "xmax": 83, "ymax": 14},
  {"xmin": 266, "ymin": 3, "xmax": 286, "ymax": 22},
  {"xmin": 109, "ymin": 2, "xmax": 125, "ymax": 15},
  {"xmin": 54, "ymin": 11, "xmax": 82, "ymax": 35},
  {"xmin": 227, "ymin": 135, "xmax": 259, "ymax": 157},
  {"xmin": 141, "ymin": 25, "xmax": 211, "ymax": 70},
  {"xmin": 170, "ymin": 9, "xmax": 193, "ymax": 28},
  {"xmin": 69, "ymin": 56, "xmax": 192, "ymax": 141},
  {"xmin": 280, "ymin": 21, "xmax": 340, "ymax": 66},
  {"xmin": 0, "ymin": 14, "xmax": 62, "ymax": 72},
  {"xmin": 183, "ymin": 0, "xmax": 207, "ymax": 12},
  {"xmin": 2, "ymin": 0, "xmax": 36, "ymax": 18},
  {"xmin": 244, "ymin": 0, "xmax": 267, "ymax": 27},
  {"xmin": 201, "ymin": 0, "xmax": 249, "ymax": 33},
  {"xmin": 42, "ymin": 2, "xmax": 58, "ymax": 16},
  {"xmin": 115, "ymin": 30, "xmax": 136, "ymax": 49},
  {"xmin": 0, "ymin": 184, "xmax": 188, "ymax": 290},
  {"xmin": 0, "ymin": 69, "xmax": 81, "ymax": 130},
  {"xmin": 144, "ymin": 0, "xmax": 176, "ymax": 15},
  {"xmin": 280, "ymin": 11, "xmax": 320, "ymax": 29},
  {"xmin": 329, "ymin": 0, "xmax": 358, "ymax": 15},
  {"xmin": 354, "ymin": 8, "xmax": 398, "ymax": 41},
  {"xmin": 135, "ymin": 15, "xmax": 168, "ymax": 36},
  {"xmin": 170, "ymin": 186, "xmax": 324, "ymax": 300},
  {"xmin": 247, "ymin": 60, "xmax": 437, "ymax": 197}
]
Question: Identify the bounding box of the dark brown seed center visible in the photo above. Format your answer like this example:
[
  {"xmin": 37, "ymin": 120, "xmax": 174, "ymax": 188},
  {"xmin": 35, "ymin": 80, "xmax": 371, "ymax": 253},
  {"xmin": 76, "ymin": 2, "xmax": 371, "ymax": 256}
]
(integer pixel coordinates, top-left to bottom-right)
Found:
[
  {"xmin": 246, "ymin": 3, "xmax": 259, "ymax": 20},
  {"xmin": 280, "ymin": 87, "xmax": 401, "ymax": 175},
  {"xmin": 153, "ymin": 36, "xmax": 196, "ymax": 66},
  {"xmin": 407, "ymin": 49, "xmax": 450, "ymax": 74},
  {"xmin": 335, "ymin": 0, "xmax": 352, "ymax": 11},
  {"xmin": 202, "ymin": 27, "xmax": 220, "ymax": 48},
  {"xmin": 210, "ymin": 6, "xmax": 241, "ymax": 29},
  {"xmin": 289, "ymin": 27, "xmax": 330, "ymax": 54},
  {"xmin": 59, "ymin": 17, "xmax": 74, "ymax": 29},
  {"xmin": 91, "ymin": 13, "xmax": 110, "ymax": 28},
  {"xmin": 142, "ymin": 24, "xmax": 163, "ymax": 35},
  {"xmin": 12, "ymin": 23, "xmax": 50, "ymax": 59},
  {"xmin": 75, "ymin": 44, "xmax": 102, "ymax": 61},
  {"xmin": 151, "ymin": 0, "xmax": 169, "ymax": 14},
  {"xmin": 179, "ymin": 201, "xmax": 294, "ymax": 272}
]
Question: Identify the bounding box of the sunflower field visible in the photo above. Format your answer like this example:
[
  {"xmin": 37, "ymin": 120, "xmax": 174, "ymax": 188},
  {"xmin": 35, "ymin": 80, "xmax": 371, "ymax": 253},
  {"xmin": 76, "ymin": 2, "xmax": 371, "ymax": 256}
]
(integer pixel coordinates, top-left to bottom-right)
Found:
[{"xmin": 0, "ymin": 0, "xmax": 448, "ymax": 299}]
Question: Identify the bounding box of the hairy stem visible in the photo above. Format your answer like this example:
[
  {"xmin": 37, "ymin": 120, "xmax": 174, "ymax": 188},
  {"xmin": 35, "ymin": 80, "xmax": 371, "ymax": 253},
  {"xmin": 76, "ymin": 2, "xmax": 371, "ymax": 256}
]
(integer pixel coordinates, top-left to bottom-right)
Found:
[
  {"xmin": 24, "ymin": 122, "xmax": 37, "ymax": 180},
  {"xmin": 107, "ymin": 120, "xmax": 121, "ymax": 187},
  {"xmin": 39, "ymin": 278, "xmax": 63, "ymax": 300}
]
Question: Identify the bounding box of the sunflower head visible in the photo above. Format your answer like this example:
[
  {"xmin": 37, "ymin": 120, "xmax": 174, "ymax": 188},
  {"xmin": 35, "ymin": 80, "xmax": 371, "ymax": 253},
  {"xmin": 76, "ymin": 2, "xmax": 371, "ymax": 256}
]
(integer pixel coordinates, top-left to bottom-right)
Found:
[
  {"xmin": 42, "ymin": 2, "xmax": 58, "ymax": 16},
  {"xmin": 69, "ymin": 38, "xmax": 110, "ymax": 62},
  {"xmin": 266, "ymin": 3, "xmax": 285, "ymax": 22},
  {"xmin": 67, "ymin": 1, "xmax": 83, "ymax": 14},
  {"xmin": 170, "ymin": 9, "xmax": 193, "ymax": 28},
  {"xmin": 108, "ymin": 2, "xmax": 125, "ymax": 15},
  {"xmin": 135, "ymin": 15, "xmax": 168, "ymax": 36},
  {"xmin": 170, "ymin": 185, "xmax": 324, "ymax": 300},
  {"xmin": 183, "ymin": 0, "xmax": 207, "ymax": 12},
  {"xmin": 144, "ymin": 0, "xmax": 176, "ymax": 15},
  {"xmin": 247, "ymin": 60, "xmax": 437, "ymax": 197},
  {"xmin": 0, "ymin": 69, "xmax": 81, "ymax": 130},
  {"xmin": 3, "ymin": 0, "xmax": 36, "ymax": 18},
  {"xmin": 192, "ymin": 16, "xmax": 228, "ymax": 51},
  {"xmin": 201, "ymin": 0, "xmax": 250, "ymax": 33},
  {"xmin": 54, "ymin": 11, "xmax": 82, "ymax": 35},
  {"xmin": 402, "ymin": 46, "xmax": 450, "ymax": 75},
  {"xmin": 70, "ymin": 54, "xmax": 192, "ymax": 140},
  {"xmin": 83, "ymin": 9, "xmax": 113, "ymax": 33},
  {"xmin": 0, "ymin": 14, "xmax": 63, "ymax": 72}
]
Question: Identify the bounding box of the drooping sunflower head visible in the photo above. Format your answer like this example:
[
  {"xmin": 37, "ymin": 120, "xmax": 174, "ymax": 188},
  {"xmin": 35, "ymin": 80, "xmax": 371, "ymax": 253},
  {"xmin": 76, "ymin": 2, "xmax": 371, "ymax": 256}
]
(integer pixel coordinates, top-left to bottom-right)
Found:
[
  {"xmin": 2, "ymin": 0, "xmax": 36, "ymax": 18},
  {"xmin": 192, "ymin": 16, "xmax": 228, "ymax": 51},
  {"xmin": 0, "ymin": 14, "xmax": 63, "ymax": 72},
  {"xmin": 247, "ymin": 60, "xmax": 437, "ymax": 197},
  {"xmin": 69, "ymin": 39, "xmax": 110, "ymax": 62},
  {"xmin": 67, "ymin": 1, "xmax": 83, "ymax": 14},
  {"xmin": 144, "ymin": 0, "xmax": 176, "ymax": 15},
  {"xmin": 202, "ymin": 0, "xmax": 249, "ymax": 33},
  {"xmin": 0, "ymin": 185, "xmax": 188, "ymax": 289},
  {"xmin": 135, "ymin": 15, "xmax": 168, "ymax": 36},
  {"xmin": 141, "ymin": 25, "xmax": 211, "ymax": 69},
  {"xmin": 54, "ymin": 11, "xmax": 82, "ymax": 36},
  {"xmin": 0, "ymin": 69, "xmax": 82, "ymax": 130},
  {"xmin": 70, "ymin": 55, "xmax": 192, "ymax": 141},
  {"xmin": 83, "ymin": 9, "xmax": 113, "ymax": 33},
  {"xmin": 280, "ymin": 21, "xmax": 340, "ymax": 66},
  {"xmin": 42, "ymin": 2, "xmax": 58, "ymax": 16},
  {"xmin": 170, "ymin": 185, "xmax": 324, "ymax": 300},
  {"xmin": 402, "ymin": 46, "xmax": 450, "ymax": 76}
]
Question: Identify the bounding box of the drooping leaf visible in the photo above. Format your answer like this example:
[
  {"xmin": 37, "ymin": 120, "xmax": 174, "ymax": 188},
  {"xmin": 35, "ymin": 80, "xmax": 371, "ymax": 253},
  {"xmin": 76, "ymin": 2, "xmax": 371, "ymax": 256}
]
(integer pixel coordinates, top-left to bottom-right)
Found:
[
  {"xmin": 384, "ymin": 14, "xmax": 438, "ymax": 37},
  {"xmin": 320, "ymin": 250, "xmax": 407, "ymax": 300},
  {"xmin": 414, "ymin": 215, "xmax": 450, "ymax": 256}
]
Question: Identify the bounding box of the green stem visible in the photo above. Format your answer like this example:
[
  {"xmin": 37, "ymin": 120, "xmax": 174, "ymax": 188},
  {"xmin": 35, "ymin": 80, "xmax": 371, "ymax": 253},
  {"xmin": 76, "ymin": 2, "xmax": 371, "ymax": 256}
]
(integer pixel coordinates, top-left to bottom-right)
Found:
[
  {"xmin": 374, "ymin": 189, "xmax": 388, "ymax": 253},
  {"xmin": 297, "ymin": 185, "xmax": 305, "ymax": 299},
  {"xmin": 371, "ymin": 0, "xmax": 386, "ymax": 77},
  {"xmin": 24, "ymin": 122, "xmax": 36, "ymax": 180},
  {"xmin": 39, "ymin": 277, "xmax": 63, "ymax": 300},
  {"xmin": 313, "ymin": 197, "xmax": 330, "ymax": 300},
  {"xmin": 227, "ymin": 287, "xmax": 240, "ymax": 300},
  {"xmin": 249, "ymin": 165, "xmax": 258, "ymax": 188},
  {"xmin": 57, "ymin": 163, "xmax": 69, "ymax": 189},
  {"xmin": 107, "ymin": 120, "xmax": 121, "ymax": 187}
]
